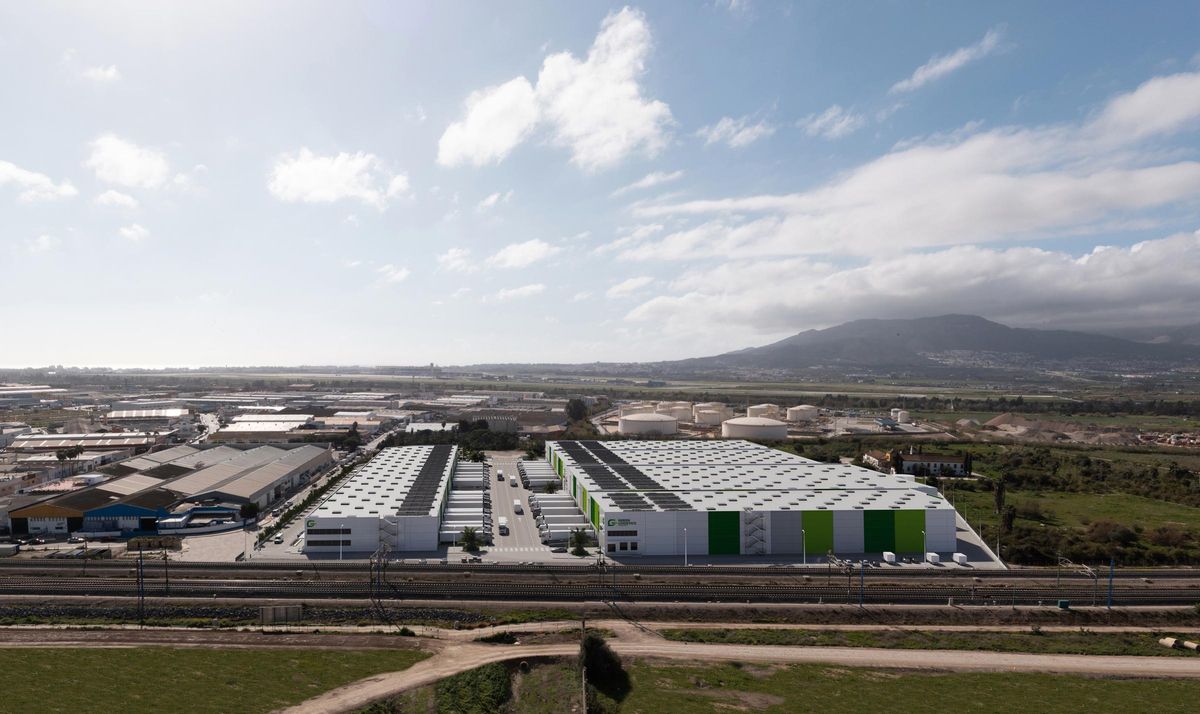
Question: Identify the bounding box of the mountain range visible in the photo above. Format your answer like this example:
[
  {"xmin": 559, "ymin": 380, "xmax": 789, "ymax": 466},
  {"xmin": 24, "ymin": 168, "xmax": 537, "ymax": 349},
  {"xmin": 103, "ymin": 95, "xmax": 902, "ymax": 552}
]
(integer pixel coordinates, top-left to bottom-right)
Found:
[{"xmin": 668, "ymin": 315, "xmax": 1200, "ymax": 374}]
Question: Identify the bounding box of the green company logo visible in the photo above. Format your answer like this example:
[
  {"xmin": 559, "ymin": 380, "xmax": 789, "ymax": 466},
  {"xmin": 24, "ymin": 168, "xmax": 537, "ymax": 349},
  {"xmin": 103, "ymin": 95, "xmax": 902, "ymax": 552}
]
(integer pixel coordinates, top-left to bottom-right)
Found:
[
  {"xmin": 306, "ymin": 520, "xmax": 315, "ymax": 527},
  {"xmin": 607, "ymin": 518, "xmax": 634, "ymax": 527}
]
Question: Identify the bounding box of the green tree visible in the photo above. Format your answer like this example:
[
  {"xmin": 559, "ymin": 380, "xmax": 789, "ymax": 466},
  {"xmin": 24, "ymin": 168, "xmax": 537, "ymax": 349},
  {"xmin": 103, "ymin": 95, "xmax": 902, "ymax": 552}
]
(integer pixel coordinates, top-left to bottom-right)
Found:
[
  {"xmin": 239, "ymin": 502, "xmax": 261, "ymax": 521},
  {"xmin": 1001, "ymin": 504, "xmax": 1017, "ymax": 534},
  {"xmin": 993, "ymin": 478, "xmax": 1006, "ymax": 514},
  {"xmin": 459, "ymin": 526, "xmax": 482, "ymax": 552},
  {"xmin": 579, "ymin": 632, "xmax": 629, "ymax": 706},
  {"xmin": 566, "ymin": 398, "xmax": 588, "ymax": 422},
  {"xmin": 569, "ymin": 527, "xmax": 590, "ymax": 556}
]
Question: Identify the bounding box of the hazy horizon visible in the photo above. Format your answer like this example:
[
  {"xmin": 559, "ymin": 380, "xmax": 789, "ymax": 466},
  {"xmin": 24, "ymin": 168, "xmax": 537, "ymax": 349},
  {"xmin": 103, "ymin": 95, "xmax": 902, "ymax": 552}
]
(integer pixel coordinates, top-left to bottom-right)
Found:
[{"xmin": 4, "ymin": 2, "xmax": 1200, "ymax": 367}]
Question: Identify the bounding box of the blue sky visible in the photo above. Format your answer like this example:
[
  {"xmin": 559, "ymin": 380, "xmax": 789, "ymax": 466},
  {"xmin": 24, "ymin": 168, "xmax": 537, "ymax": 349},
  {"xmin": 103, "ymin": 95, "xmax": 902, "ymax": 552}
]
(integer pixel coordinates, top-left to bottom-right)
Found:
[{"xmin": 2, "ymin": 1, "xmax": 1199, "ymax": 367}]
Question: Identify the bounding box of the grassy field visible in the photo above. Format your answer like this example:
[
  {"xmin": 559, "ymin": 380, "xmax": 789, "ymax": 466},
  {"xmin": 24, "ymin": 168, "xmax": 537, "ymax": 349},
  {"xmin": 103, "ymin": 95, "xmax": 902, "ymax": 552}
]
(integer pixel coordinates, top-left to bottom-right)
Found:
[
  {"xmin": 947, "ymin": 488, "xmax": 1200, "ymax": 535},
  {"xmin": 0, "ymin": 647, "xmax": 428, "ymax": 714},
  {"xmin": 658, "ymin": 628, "xmax": 1196, "ymax": 657},
  {"xmin": 618, "ymin": 659, "xmax": 1200, "ymax": 713}
]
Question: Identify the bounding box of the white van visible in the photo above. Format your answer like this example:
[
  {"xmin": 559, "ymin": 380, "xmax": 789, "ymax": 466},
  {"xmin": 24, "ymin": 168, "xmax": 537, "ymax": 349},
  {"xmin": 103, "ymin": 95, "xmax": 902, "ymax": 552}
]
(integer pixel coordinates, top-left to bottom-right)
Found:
[
  {"xmin": 513, "ymin": 499, "xmax": 523, "ymax": 514},
  {"xmin": 498, "ymin": 517, "xmax": 509, "ymax": 535},
  {"xmin": 509, "ymin": 476, "xmax": 518, "ymax": 487},
  {"xmin": 497, "ymin": 469, "xmax": 504, "ymax": 482}
]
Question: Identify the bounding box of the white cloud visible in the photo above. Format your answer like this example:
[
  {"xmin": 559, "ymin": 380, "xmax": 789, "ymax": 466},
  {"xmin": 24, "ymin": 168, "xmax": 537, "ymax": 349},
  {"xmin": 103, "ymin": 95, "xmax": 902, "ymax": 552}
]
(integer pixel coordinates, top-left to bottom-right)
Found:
[
  {"xmin": 606, "ymin": 275, "xmax": 654, "ymax": 298},
  {"xmin": 438, "ymin": 8, "xmax": 672, "ymax": 171},
  {"xmin": 85, "ymin": 135, "xmax": 169, "ymax": 189},
  {"xmin": 343, "ymin": 259, "xmax": 362, "ymax": 268},
  {"xmin": 491, "ymin": 283, "xmax": 546, "ymax": 301},
  {"xmin": 626, "ymin": 231, "xmax": 1200, "ymax": 339},
  {"xmin": 594, "ymin": 223, "xmax": 664, "ymax": 255},
  {"xmin": 1088, "ymin": 71, "xmax": 1200, "ymax": 142},
  {"xmin": 25, "ymin": 234, "xmax": 60, "ymax": 253},
  {"xmin": 624, "ymin": 70, "xmax": 1200, "ymax": 261},
  {"xmin": 488, "ymin": 239, "xmax": 561, "ymax": 268},
  {"xmin": 82, "ymin": 65, "xmax": 121, "ymax": 82},
  {"xmin": 797, "ymin": 105, "xmax": 866, "ymax": 139},
  {"xmin": 438, "ymin": 77, "xmax": 540, "ymax": 167},
  {"xmin": 93, "ymin": 189, "xmax": 138, "ymax": 208},
  {"xmin": 376, "ymin": 264, "xmax": 411, "ymax": 283},
  {"xmin": 437, "ymin": 247, "xmax": 476, "ymax": 273},
  {"xmin": 891, "ymin": 27, "xmax": 1004, "ymax": 94},
  {"xmin": 696, "ymin": 115, "xmax": 775, "ymax": 148},
  {"xmin": 268, "ymin": 148, "xmax": 408, "ymax": 209},
  {"xmin": 611, "ymin": 170, "xmax": 683, "ymax": 197},
  {"xmin": 0, "ymin": 160, "xmax": 78, "ymax": 202},
  {"xmin": 572, "ymin": 291, "xmax": 593, "ymax": 302},
  {"xmin": 476, "ymin": 190, "xmax": 514, "ymax": 211},
  {"xmin": 118, "ymin": 223, "xmax": 149, "ymax": 242}
]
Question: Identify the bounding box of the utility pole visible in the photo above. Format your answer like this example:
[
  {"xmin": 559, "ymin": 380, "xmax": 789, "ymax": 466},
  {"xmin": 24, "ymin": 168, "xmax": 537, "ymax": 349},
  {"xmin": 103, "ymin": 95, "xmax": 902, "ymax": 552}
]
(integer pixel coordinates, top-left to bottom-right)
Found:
[
  {"xmin": 163, "ymin": 549, "xmax": 170, "ymax": 598},
  {"xmin": 580, "ymin": 618, "xmax": 588, "ymax": 712},
  {"xmin": 1107, "ymin": 557, "xmax": 1114, "ymax": 609},
  {"xmin": 859, "ymin": 562, "xmax": 865, "ymax": 608},
  {"xmin": 136, "ymin": 545, "xmax": 145, "ymax": 628}
]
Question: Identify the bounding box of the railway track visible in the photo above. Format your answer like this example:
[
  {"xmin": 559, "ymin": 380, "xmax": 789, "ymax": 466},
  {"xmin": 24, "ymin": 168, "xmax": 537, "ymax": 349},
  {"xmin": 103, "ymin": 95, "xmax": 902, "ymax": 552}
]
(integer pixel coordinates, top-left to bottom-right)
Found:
[
  {"xmin": 2, "ymin": 559, "xmax": 1198, "ymax": 582},
  {"xmin": 0, "ymin": 575, "xmax": 1195, "ymax": 605}
]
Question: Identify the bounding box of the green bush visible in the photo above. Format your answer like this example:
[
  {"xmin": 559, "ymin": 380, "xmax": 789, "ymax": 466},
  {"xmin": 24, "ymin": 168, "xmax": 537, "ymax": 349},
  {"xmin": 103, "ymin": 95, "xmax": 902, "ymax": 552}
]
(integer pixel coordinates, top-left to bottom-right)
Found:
[{"xmin": 435, "ymin": 663, "xmax": 512, "ymax": 714}]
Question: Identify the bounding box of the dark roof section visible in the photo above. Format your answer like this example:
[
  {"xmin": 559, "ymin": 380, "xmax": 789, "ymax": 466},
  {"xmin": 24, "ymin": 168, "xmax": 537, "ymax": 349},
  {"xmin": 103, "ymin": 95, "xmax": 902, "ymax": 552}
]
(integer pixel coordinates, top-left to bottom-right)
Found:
[
  {"xmin": 396, "ymin": 444, "xmax": 453, "ymax": 516},
  {"xmin": 572, "ymin": 440, "xmax": 692, "ymax": 511},
  {"xmin": 143, "ymin": 463, "xmax": 193, "ymax": 479}
]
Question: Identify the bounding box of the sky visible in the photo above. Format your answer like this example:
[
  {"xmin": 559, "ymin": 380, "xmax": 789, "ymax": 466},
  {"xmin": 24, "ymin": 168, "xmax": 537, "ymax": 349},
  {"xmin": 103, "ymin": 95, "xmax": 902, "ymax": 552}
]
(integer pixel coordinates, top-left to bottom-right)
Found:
[{"xmin": 2, "ymin": 1, "xmax": 1200, "ymax": 368}]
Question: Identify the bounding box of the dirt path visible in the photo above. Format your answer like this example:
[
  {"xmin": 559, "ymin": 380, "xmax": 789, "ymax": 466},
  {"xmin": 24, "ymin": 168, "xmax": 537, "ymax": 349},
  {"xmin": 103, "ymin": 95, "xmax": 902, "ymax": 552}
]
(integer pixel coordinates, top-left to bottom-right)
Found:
[{"xmin": 282, "ymin": 639, "xmax": 1200, "ymax": 713}]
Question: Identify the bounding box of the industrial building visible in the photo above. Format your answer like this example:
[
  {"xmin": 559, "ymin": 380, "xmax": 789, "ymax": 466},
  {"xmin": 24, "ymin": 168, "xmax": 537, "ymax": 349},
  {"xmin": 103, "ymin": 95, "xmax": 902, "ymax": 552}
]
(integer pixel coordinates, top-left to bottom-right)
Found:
[
  {"xmin": 545, "ymin": 440, "xmax": 957, "ymax": 559},
  {"xmin": 7, "ymin": 431, "xmax": 172, "ymax": 454},
  {"xmin": 303, "ymin": 445, "xmax": 458, "ymax": 554},
  {"xmin": 103, "ymin": 408, "xmax": 192, "ymax": 431},
  {"xmin": 7, "ymin": 443, "xmax": 331, "ymax": 536}
]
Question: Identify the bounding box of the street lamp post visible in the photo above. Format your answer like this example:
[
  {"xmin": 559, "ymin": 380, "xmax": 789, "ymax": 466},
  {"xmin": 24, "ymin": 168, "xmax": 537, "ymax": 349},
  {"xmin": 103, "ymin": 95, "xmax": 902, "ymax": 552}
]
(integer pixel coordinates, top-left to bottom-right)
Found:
[
  {"xmin": 922, "ymin": 529, "xmax": 926, "ymax": 564},
  {"xmin": 801, "ymin": 529, "xmax": 806, "ymax": 566},
  {"xmin": 339, "ymin": 522, "xmax": 345, "ymax": 562},
  {"xmin": 683, "ymin": 527, "xmax": 688, "ymax": 567}
]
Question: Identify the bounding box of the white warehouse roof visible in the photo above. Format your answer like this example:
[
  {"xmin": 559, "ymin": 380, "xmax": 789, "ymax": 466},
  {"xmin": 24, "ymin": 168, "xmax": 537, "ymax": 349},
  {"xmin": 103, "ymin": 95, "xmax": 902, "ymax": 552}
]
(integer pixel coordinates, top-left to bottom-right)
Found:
[
  {"xmin": 311, "ymin": 445, "xmax": 457, "ymax": 519},
  {"xmin": 547, "ymin": 439, "xmax": 953, "ymax": 515}
]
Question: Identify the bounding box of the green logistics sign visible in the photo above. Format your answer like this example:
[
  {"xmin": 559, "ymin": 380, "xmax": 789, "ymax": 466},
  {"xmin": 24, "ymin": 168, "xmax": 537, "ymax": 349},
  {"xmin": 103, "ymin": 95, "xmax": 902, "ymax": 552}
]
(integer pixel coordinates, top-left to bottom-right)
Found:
[
  {"xmin": 607, "ymin": 518, "xmax": 635, "ymax": 527},
  {"xmin": 306, "ymin": 520, "xmax": 315, "ymax": 528}
]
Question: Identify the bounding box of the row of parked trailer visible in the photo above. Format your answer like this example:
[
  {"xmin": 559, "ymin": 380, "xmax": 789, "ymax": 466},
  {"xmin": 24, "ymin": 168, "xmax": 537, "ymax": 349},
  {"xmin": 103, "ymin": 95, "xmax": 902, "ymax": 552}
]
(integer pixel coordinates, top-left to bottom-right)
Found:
[
  {"xmin": 440, "ymin": 462, "xmax": 494, "ymax": 544},
  {"xmin": 528, "ymin": 492, "xmax": 595, "ymax": 544},
  {"xmin": 517, "ymin": 459, "xmax": 560, "ymax": 491}
]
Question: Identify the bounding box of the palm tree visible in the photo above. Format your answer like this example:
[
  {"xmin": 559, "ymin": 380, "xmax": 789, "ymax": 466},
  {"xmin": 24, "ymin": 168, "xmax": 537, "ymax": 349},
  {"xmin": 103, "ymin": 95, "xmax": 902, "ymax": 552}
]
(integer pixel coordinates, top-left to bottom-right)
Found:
[
  {"xmin": 459, "ymin": 526, "xmax": 481, "ymax": 553},
  {"xmin": 569, "ymin": 527, "xmax": 590, "ymax": 557}
]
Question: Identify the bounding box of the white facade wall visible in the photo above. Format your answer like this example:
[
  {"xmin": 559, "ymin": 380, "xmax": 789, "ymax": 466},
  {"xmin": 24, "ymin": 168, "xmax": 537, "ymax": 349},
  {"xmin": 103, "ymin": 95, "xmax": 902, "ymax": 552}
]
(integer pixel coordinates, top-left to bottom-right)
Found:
[
  {"xmin": 832, "ymin": 510, "xmax": 865, "ymax": 553},
  {"xmin": 924, "ymin": 508, "xmax": 957, "ymax": 551}
]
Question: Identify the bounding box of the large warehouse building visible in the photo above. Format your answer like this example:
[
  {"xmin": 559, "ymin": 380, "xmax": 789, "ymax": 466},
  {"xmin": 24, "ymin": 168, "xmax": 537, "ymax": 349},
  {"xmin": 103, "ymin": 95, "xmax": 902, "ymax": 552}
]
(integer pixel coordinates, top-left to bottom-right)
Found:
[
  {"xmin": 303, "ymin": 444, "xmax": 457, "ymax": 555},
  {"xmin": 545, "ymin": 440, "xmax": 957, "ymax": 559},
  {"xmin": 7, "ymin": 444, "xmax": 331, "ymax": 536}
]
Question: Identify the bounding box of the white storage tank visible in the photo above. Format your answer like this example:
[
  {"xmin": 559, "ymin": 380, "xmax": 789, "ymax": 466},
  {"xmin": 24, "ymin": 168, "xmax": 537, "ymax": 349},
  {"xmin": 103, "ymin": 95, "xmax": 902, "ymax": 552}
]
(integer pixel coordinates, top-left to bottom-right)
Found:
[
  {"xmin": 619, "ymin": 403, "xmax": 655, "ymax": 417},
  {"xmin": 618, "ymin": 412, "xmax": 679, "ymax": 436},
  {"xmin": 786, "ymin": 405, "xmax": 819, "ymax": 422},
  {"xmin": 692, "ymin": 402, "xmax": 727, "ymax": 421},
  {"xmin": 656, "ymin": 403, "xmax": 693, "ymax": 421},
  {"xmin": 721, "ymin": 416, "xmax": 787, "ymax": 440},
  {"xmin": 746, "ymin": 403, "xmax": 780, "ymax": 418},
  {"xmin": 890, "ymin": 408, "xmax": 902, "ymax": 420},
  {"xmin": 897, "ymin": 410, "xmax": 911, "ymax": 423},
  {"xmin": 695, "ymin": 409, "xmax": 723, "ymax": 426}
]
